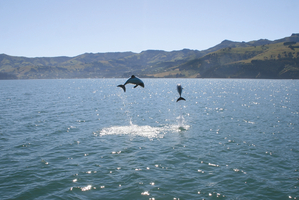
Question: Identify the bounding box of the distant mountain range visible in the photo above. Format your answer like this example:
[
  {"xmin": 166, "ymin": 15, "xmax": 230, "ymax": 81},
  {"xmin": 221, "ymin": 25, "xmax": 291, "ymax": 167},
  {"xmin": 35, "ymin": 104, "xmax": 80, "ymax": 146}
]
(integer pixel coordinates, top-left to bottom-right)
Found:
[{"xmin": 1, "ymin": 33, "xmax": 299, "ymax": 79}]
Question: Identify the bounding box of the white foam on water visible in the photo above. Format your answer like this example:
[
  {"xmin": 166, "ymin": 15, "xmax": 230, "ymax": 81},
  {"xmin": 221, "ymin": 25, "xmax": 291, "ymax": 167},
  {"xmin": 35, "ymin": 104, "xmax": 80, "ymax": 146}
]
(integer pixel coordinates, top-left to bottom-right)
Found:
[
  {"xmin": 99, "ymin": 123, "xmax": 166, "ymax": 139},
  {"xmin": 98, "ymin": 122, "xmax": 189, "ymax": 139}
]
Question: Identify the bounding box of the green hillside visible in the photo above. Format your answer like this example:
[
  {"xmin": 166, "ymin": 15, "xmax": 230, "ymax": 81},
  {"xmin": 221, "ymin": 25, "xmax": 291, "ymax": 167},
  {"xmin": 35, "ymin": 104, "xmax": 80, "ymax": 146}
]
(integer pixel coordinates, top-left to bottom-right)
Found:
[
  {"xmin": 150, "ymin": 34, "xmax": 299, "ymax": 79},
  {"xmin": 1, "ymin": 33, "xmax": 299, "ymax": 79},
  {"xmin": 0, "ymin": 49, "xmax": 204, "ymax": 79}
]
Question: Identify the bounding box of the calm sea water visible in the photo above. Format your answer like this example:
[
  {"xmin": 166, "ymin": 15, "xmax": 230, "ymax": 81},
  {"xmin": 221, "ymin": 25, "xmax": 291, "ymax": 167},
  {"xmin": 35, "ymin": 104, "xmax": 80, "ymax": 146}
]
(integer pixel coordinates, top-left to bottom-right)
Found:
[{"xmin": 0, "ymin": 78, "xmax": 298, "ymax": 200}]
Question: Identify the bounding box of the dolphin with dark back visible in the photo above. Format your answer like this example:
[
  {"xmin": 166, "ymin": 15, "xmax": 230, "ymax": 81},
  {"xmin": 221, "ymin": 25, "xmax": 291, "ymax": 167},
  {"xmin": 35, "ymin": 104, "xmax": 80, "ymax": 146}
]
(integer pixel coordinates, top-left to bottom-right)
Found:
[
  {"xmin": 176, "ymin": 84, "xmax": 186, "ymax": 102},
  {"xmin": 117, "ymin": 75, "xmax": 144, "ymax": 92}
]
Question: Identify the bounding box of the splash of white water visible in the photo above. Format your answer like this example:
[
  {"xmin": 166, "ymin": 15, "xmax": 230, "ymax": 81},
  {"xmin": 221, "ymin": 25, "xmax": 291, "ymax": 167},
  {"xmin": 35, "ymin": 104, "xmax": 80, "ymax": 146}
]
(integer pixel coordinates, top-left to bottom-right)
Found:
[
  {"xmin": 99, "ymin": 123, "xmax": 165, "ymax": 139},
  {"xmin": 176, "ymin": 115, "xmax": 190, "ymax": 130},
  {"xmin": 177, "ymin": 115, "xmax": 184, "ymax": 127}
]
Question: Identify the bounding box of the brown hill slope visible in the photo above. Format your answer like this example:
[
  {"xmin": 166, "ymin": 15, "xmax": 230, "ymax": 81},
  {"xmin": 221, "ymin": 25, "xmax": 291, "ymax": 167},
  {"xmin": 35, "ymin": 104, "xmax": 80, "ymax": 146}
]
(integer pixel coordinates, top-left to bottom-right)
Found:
[{"xmin": 1, "ymin": 33, "xmax": 299, "ymax": 79}]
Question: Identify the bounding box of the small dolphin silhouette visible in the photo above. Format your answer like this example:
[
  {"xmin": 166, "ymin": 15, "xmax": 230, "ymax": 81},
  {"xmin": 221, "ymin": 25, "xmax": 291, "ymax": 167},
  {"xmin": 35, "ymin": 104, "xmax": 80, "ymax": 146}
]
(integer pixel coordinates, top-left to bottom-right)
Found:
[
  {"xmin": 176, "ymin": 84, "xmax": 186, "ymax": 102},
  {"xmin": 117, "ymin": 75, "xmax": 144, "ymax": 92}
]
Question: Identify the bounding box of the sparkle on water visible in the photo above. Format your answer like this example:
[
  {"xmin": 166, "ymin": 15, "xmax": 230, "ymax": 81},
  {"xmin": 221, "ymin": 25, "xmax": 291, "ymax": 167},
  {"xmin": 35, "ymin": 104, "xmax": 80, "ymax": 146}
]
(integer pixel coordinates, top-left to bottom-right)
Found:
[{"xmin": 0, "ymin": 78, "xmax": 298, "ymax": 200}]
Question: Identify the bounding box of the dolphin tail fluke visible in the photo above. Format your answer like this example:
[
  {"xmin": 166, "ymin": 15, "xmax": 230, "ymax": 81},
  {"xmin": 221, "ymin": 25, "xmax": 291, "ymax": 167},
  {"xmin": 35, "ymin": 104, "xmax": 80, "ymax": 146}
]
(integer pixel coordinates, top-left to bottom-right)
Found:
[
  {"xmin": 117, "ymin": 84, "xmax": 126, "ymax": 92},
  {"xmin": 176, "ymin": 97, "xmax": 186, "ymax": 102}
]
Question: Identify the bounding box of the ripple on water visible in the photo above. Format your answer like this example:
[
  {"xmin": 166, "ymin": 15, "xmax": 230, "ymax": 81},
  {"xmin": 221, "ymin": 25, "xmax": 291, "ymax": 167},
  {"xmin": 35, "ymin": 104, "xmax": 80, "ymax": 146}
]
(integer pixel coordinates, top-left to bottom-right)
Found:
[{"xmin": 1, "ymin": 79, "xmax": 299, "ymax": 200}]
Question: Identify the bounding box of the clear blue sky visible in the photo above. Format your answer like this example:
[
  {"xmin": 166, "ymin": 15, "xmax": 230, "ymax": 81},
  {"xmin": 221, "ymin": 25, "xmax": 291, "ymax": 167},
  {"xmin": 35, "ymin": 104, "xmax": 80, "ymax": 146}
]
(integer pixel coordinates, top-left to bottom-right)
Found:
[{"xmin": 1, "ymin": 0, "xmax": 298, "ymax": 57}]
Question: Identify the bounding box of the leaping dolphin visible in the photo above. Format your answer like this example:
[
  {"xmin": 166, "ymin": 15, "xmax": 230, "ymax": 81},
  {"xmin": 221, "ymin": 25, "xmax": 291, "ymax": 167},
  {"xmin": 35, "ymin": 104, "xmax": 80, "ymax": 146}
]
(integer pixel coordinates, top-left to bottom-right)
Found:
[
  {"xmin": 117, "ymin": 75, "xmax": 144, "ymax": 92},
  {"xmin": 176, "ymin": 84, "xmax": 186, "ymax": 102}
]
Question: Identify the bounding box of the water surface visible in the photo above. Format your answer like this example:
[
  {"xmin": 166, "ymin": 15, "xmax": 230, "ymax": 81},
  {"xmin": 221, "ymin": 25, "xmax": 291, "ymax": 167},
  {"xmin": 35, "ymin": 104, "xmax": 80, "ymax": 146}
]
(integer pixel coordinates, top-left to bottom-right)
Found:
[{"xmin": 0, "ymin": 79, "xmax": 298, "ymax": 199}]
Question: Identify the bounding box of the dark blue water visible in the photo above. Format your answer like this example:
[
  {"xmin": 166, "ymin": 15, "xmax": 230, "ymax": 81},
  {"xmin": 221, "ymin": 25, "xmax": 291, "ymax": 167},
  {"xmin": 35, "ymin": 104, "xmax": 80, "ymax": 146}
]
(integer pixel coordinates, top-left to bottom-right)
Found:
[{"xmin": 0, "ymin": 79, "xmax": 298, "ymax": 200}]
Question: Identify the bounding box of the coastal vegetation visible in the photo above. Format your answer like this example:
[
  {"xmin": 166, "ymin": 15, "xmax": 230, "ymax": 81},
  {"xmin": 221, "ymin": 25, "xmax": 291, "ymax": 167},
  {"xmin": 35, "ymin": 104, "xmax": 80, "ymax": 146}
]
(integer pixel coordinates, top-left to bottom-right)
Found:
[{"xmin": 1, "ymin": 34, "xmax": 299, "ymax": 79}]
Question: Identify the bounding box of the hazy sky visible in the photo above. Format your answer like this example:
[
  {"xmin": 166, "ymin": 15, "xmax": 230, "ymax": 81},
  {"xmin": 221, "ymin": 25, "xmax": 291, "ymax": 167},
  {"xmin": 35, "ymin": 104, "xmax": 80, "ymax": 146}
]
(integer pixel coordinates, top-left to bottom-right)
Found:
[{"xmin": 1, "ymin": 0, "xmax": 298, "ymax": 57}]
